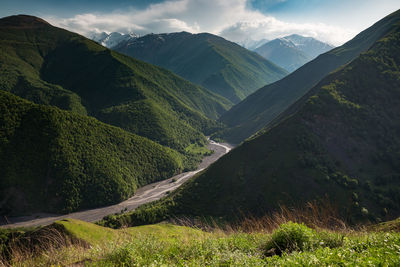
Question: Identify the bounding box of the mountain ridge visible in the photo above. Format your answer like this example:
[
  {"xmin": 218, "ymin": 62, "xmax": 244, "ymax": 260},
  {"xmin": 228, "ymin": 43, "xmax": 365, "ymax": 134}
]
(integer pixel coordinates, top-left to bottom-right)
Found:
[
  {"xmin": 114, "ymin": 31, "xmax": 288, "ymax": 103},
  {"xmin": 216, "ymin": 9, "xmax": 400, "ymax": 144}
]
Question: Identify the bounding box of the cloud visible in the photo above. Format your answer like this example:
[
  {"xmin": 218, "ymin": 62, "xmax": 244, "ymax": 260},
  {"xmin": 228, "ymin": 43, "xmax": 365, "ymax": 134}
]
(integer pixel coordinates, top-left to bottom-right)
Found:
[
  {"xmin": 45, "ymin": 0, "xmax": 356, "ymax": 45},
  {"xmin": 220, "ymin": 18, "xmax": 356, "ymax": 46}
]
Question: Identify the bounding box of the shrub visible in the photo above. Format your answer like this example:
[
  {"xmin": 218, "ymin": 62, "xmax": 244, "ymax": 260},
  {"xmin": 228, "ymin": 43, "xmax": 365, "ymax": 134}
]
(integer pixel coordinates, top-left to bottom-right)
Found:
[{"xmin": 265, "ymin": 222, "xmax": 316, "ymax": 255}]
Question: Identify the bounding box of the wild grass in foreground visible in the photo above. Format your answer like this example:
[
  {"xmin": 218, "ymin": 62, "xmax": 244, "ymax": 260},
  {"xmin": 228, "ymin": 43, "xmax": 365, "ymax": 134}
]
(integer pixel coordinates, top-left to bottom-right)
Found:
[{"xmin": 1, "ymin": 216, "xmax": 400, "ymax": 266}]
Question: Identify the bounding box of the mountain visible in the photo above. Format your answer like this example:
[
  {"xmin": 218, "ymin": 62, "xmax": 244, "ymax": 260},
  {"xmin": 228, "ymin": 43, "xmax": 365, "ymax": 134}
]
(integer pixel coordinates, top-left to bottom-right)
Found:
[
  {"xmin": 238, "ymin": 37, "xmax": 269, "ymax": 50},
  {"xmin": 103, "ymin": 11, "xmax": 400, "ymax": 225},
  {"xmin": 113, "ymin": 32, "xmax": 288, "ymax": 103},
  {"xmin": 216, "ymin": 10, "xmax": 400, "ymax": 144},
  {"xmin": 255, "ymin": 35, "xmax": 334, "ymax": 72},
  {"xmin": 285, "ymin": 34, "xmax": 334, "ymax": 59},
  {"xmin": 0, "ymin": 15, "xmax": 232, "ymax": 165},
  {"xmin": 255, "ymin": 38, "xmax": 312, "ymax": 72},
  {"xmin": 89, "ymin": 31, "xmax": 137, "ymax": 48},
  {"xmin": 0, "ymin": 90, "xmax": 183, "ymax": 215}
]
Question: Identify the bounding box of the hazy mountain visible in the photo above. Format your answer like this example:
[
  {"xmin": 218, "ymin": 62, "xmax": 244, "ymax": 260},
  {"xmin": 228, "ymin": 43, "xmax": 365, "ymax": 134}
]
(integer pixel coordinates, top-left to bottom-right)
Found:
[
  {"xmin": 285, "ymin": 34, "xmax": 334, "ymax": 58},
  {"xmin": 238, "ymin": 37, "xmax": 269, "ymax": 50},
  {"xmin": 255, "ymin": 35, "xmax": 334, "ymax": 72},
  {"xmin": 215, "ymin": 10, "xmax": 400, "ymax": 144},
  {"xmin": 113, "ymin": 32, "xmax": 288, "ymax": 103},
  {"xmin": 255, "ymin": 38, "xmax": 311, "ymax": 72},
  {"xmin": 105, "ymin": 10, "xmax": 400, "ymax": 225}
]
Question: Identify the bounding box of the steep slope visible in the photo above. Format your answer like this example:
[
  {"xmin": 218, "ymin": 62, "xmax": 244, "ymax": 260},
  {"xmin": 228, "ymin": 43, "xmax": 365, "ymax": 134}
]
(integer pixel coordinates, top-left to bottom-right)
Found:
[
  {"xmin": 255, "ymin": 38, "xmax": 312, "ymax": 72},
  {"xmin": 114, "ymin": 32, "xmax": 288, "ymax": 103},
  {"xmin": 217, "ymin": 9, "xmax": 400, "ymax": 143},
  {"xmin": 0, "ymin": 15, "xmax": 231, "ymax": 159},
  {"xmin": 104, "ymin": 15, "xmax": 400, "ymax": 225},
  {"xmin": 0, "ymin": 90, "xmax": 183, "ymax": 215}
]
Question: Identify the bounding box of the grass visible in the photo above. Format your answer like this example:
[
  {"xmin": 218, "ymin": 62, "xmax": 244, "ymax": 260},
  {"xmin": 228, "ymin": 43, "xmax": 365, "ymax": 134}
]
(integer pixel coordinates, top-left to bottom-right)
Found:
[{"xmin": 1, "ymin": 217, "xmax": 399, "ymax": 266}]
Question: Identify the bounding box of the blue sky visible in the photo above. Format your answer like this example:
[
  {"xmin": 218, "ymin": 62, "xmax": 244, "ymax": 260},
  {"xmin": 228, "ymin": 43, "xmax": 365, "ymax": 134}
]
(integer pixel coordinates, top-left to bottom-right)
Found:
[{"xmin": 1, "ymin": 0, "xmax": 399, "ymax": 45}]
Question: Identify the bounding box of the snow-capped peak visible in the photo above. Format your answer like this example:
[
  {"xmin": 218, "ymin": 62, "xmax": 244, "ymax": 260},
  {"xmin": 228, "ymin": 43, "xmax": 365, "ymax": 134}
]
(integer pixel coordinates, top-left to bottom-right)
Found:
[{"xmin": 88, "ymin": 31, "xmax": 138, "ymax": 48}]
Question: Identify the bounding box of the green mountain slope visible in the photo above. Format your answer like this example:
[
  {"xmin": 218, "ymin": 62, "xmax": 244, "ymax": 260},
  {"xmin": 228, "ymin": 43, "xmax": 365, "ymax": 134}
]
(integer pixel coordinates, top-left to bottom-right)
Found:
[
  {"xmin": 114, "ymin": 32, "xmax": 288, "ymax": 103},
  {"xmin": 104, "ymin": 14, "xmax": 400, "ymax": 226},
  {"xmin": 217, "ymin": 9, "xmax": 400, "ymax": 144},
  {"xmin": 0, "ymin": 90, "xmax": 183, "ymax": 215},
  {"xmin": 0, "ymin": 15, "xmax": 231, "ymax": 157}
]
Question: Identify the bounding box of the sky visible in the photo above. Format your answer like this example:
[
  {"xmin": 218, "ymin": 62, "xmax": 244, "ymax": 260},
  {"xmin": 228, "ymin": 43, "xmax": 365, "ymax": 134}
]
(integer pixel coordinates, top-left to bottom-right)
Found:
[{"xmin": 1, "ymin": 0, "xmax": 399, "ymax": 46}]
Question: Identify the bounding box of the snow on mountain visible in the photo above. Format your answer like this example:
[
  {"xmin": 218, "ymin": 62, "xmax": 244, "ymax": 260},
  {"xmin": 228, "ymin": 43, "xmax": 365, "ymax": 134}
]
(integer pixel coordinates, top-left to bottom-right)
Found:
[
  {"xmin": 88, "ymin": 32, "xmax": 138, "ymax": 48},
  {"xmin": 255, "ymin": 34, "xmax": 334, "ymax": 72},
  {"xmin": 238, "ymin": 38, "xmax": 269, "ymax": 50}
]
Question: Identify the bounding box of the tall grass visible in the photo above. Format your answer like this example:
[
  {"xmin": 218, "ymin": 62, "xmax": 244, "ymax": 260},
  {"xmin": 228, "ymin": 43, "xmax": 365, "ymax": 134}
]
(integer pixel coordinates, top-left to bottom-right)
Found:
[
  {"xmin": 169, "ymin": 199, "xmax": 348, "ymax": 233},
  {"xmin": 0, "ymin": 225, "xmax": 86, "ymax": 266},
  {"xmin": 1, "ymin": 201, "xmax": 398, "ymax": 266}
]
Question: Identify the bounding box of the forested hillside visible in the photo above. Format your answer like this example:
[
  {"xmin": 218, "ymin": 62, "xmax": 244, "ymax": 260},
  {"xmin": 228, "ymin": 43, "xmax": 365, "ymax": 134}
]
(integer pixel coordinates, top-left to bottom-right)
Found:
[
  {"xmin": 0, "ymin": 91, "xmax": 183, "ymax": 215},
  {"xmin": 0, "ymin": 15, "xmax": 231, "ymax": 160}
]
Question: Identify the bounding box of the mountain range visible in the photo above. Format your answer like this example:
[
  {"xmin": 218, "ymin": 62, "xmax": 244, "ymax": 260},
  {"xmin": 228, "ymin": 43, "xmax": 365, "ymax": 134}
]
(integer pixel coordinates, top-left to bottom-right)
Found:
[
  {"xmin": 255, "ymin": 35, "xmax": 334, "ymax": 72},
  {"xmin": 0, "ymin": 15, "xmax": 231, "ymax": 215},
  {"xmin": 0, "ymin": 15, "xmax": 232, "ymax": 156},
  {"xmin": 215, "ymin": 10, "xmax": 400, "ymax": 144},
  {"xmin": 103, "ymin": 9, "xmax": 400, "ymax": 226},
  {"xmin": 113, "ymin": 32, "xmax": 288, "ymax": 103}
]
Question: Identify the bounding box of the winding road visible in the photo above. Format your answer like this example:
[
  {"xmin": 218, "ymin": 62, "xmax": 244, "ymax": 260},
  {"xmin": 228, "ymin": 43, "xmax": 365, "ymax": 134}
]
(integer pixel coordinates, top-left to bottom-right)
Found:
[{"xmin": 0, "ymin": 140, "xmax": 232, "ymax": 228}]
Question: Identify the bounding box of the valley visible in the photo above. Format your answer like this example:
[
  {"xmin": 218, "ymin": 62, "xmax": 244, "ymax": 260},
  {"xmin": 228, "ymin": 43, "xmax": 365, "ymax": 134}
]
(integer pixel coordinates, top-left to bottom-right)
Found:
[{"xmin": 0, "ymin": 3, "xmax": 399, "ymax": 265}]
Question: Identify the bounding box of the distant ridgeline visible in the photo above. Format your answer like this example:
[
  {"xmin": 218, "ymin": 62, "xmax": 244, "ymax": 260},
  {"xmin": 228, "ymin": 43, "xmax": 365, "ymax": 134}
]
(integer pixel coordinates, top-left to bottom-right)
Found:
[
  {"xmin": 0, "ymin": 15, "xmax": 231, "ymax": 215},
  {"xmin": 113, "ymin": 32, "xmax": 288, "ymax": 103},
  {"xmin": 254, "ymin": 34, "xmax": 334, "ymax": 72},
  {"xmin": 100, "ymin": 9, "xmax": 400, "ymax": 227}
]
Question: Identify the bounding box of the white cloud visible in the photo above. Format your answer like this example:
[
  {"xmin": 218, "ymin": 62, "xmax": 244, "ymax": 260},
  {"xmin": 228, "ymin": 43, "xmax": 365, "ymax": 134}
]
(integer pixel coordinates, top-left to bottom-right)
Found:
[
  {"xmin": 45, "ymin": 0, "xmax": 357, "ymax": 46},
  {"xmin": 220, "ymin": 18, "xmax": 356, "ymax": 46}
]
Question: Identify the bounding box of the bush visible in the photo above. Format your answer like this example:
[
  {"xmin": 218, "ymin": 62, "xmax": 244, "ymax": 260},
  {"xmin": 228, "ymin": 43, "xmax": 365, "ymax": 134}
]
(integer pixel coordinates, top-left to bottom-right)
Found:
[{"xmin": 265, "ymin": 222, "xmax": 316, "ymax": 255}]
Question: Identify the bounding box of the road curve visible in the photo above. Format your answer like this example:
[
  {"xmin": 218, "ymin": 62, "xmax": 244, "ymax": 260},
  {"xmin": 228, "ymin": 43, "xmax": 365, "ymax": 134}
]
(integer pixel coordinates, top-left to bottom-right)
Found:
[{"xmin": 1, "ymin": 141, "xmax": 232, "ymax": 228}]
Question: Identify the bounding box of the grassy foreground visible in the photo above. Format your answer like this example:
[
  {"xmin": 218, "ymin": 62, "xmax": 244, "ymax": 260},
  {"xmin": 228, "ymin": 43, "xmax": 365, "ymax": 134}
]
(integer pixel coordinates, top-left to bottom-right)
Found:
[{"xmin": 1, "ymin": 218, "xmax": 399, "ymax": 266}]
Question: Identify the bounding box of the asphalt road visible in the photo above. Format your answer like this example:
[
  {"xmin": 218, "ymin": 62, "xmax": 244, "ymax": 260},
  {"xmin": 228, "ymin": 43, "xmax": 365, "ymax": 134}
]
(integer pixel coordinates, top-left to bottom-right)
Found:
[{"xmin": 0, "ymin": 140, "xmax": 232, "ymax": 228}]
